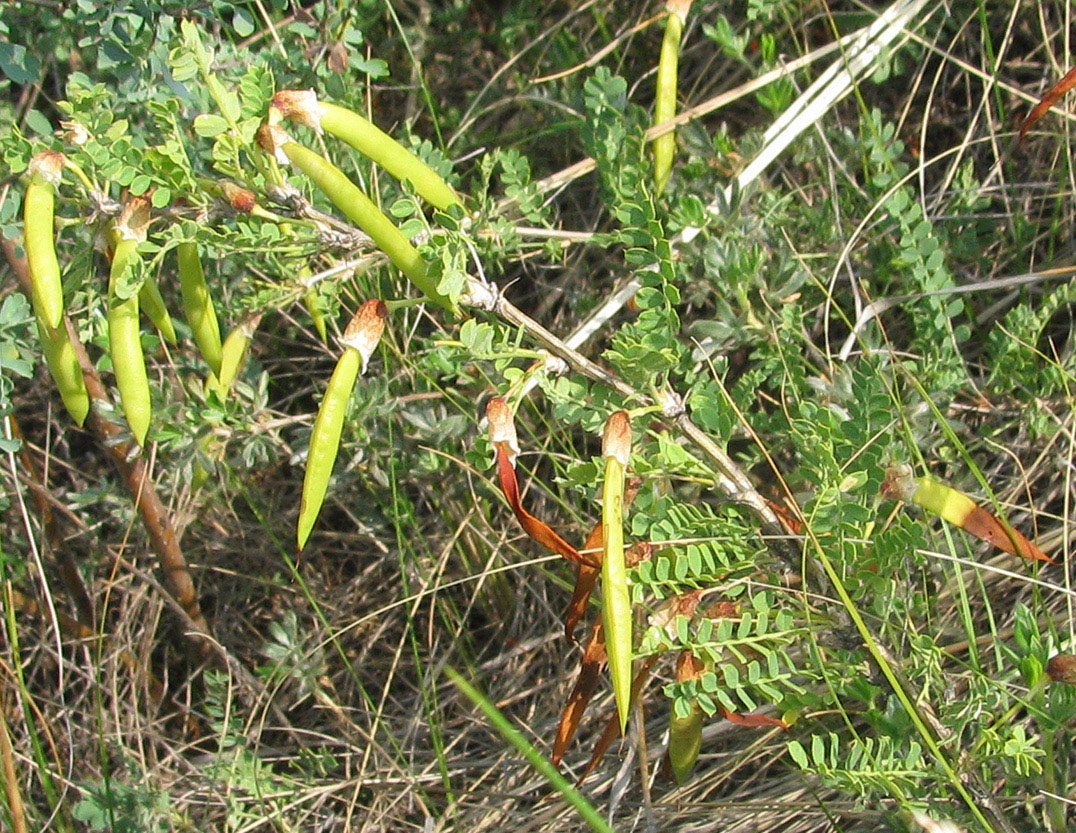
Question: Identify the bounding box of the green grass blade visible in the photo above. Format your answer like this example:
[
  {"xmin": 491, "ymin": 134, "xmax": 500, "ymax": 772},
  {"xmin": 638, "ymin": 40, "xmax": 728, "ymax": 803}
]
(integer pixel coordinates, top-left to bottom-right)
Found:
[{"xmin": 445, "ymin": 667, "xmax": 617, "ymax": 833}]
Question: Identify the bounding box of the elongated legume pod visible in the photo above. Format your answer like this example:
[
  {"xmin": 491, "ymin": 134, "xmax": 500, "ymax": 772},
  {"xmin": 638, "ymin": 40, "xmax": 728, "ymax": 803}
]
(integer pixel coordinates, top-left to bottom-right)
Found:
[
  {"xmin": 107, "ymin": 199, "xmax": 153, "ymax": 445},
  {"xmin": 601, "ymin": 410, "xmax": 633, "ymax": 733},
  {"xmin": 177, "ymin": 242, "xmax": 223, "ymax": 377},
  {"xmin": 271, "ymin": 90, "xmax": 462, "ymax": 211},
  {"xmin": 668, "ymin": 703, "xmax": 703, "ymax": 783},
  {"xmin": 881, "ymin": 463, "xmax": 1052, "ymax": 563},
  {"xmin": 37, "ymin": 320, "xmax": 90, "ymax": 427},
  {"xmin": 653, "ymin": 1, "xmax": 691, "ymax": 194},
  {"xmin": 24, "ymin": 151, "xmax": 66, "ymax": 330},
  {"xmin": 257, "ymin": 124, "xmax": 455, "ymax": 313},
  {"xmin": 668, "ymin": 649, "xmax": 704, "ymax": 783},
  {"xmin": 297, "ymin": 300, "xmax": 387, "ymax": 550},
  {"xmin": 207, "ymin": 313, "xmax": 262, "ymax": 397},
  {"xmin": 109, "ymin": 237, "xmax": 151, "ymax": 445},
  {"xmin": 139, "ymin": 271, "xmax": 177, "ymax": 344}
]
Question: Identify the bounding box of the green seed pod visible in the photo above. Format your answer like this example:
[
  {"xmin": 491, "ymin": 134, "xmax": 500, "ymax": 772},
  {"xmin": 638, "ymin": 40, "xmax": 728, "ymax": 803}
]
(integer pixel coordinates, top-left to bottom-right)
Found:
[
  {"xmin": 601, "ymin": 410, "xmax": 633, "ymax": 733},
  {"xmin": 207, "ymin": 313, "xmax": 262, "ymax": 397},
  {"xmin": 109, "ymin": 237, "xmax": 151, "ymax": 445},
  {"xmin": 177, "ymin": 242, "xmax": 223, "ymax": 377},
  {"xmin": 139, "ymin": 271, "xmax": 177, "ymax": 344},
  {"xmin": 107, "ymin": 198, "xmax": 153, "ymax": 445},
  {"xmin": 271, "ymin": 90, "xmax": 462, "ymax": 211},
  {"xmin": 257, "ymin": 124, "xmax": 456, "ymax": 313},
  {"xmin": 37, "ymin": 320, "xmax": 90, "ymax": 427},
  {"xmin": 668, "ymin": 649, "xmax": 704, "ymax": 784},
  {"xmin": 668, "ymin": 703, "xmax": 703, "ymax": 784},
  {"xmin": 24, "ymin": 151, "xmax": 66, "ymax": 330},
  {"xmin": 653, "ymin": 2, "xmax": 690, "ymax": 194},
  {"xmin": 297, "ymin": 300, "xmax": 387, "ymax": 550}
]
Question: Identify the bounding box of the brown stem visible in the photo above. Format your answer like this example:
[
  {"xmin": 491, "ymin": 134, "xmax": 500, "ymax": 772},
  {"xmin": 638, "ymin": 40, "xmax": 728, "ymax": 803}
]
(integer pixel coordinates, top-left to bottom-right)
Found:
[
  {"xmin": 3, "ymin": 237, "xmax": 211, "ymax": 660},
  {"xmin": 0, "ymin": 698, "xmax": 27, "ymax": 833}
]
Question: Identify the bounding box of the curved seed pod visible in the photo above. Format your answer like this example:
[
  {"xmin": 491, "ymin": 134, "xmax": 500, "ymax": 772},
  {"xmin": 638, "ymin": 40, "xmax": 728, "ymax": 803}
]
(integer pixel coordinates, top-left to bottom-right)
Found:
[
  {"xmin": 554, "ymin": 619, "xmax": 606, "ymax": 766},
  {"xmin": 257, "ymin": 124, "xmax": 455, "ymax": 313},
  {"xmin": 881, "ymin": 464, "xmax": 1052, "ymax": 563},
  {"xmin": 207, "ymin": 313, "xmax": 262, "ymax": 397},
  {"xmin": 270, "ymin": 90, "xmax": 462, "ymax": 211},
  {"xmin": 37, "ymin": 320, "xmax": 89, "ymax": 427},
  {"xmin": 24, "ymin": 151, "xmax": 66, "ymax": 330},
  {"xmin": 297, "ymin": 300, "xmax": 387, "ymax": 550},
  {"xmin": 601, "ymin": 410, "xmax": 633, "ymax": 733},
  {"xmin": 653, "ymin": 1, "xmax": 691, "ymax": 194},
  {"xmin": 485, "ymin": 397, "xmax": 594, "ymax": 567},
  {"xmin": 108, "ymin": 236, "xmax": 151, "ymax": 445},
  {"xmin": 177, "ymin": 242, "xmax": 223, "ymax": 377},
  {"xmin": 139, "ymin": 271, "xmax": 177, "ymax": 344}
]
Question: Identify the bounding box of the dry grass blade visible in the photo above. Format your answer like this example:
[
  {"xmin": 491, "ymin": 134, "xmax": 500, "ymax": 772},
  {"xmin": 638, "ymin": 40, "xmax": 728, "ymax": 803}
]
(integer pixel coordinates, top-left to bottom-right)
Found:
[{"xmin": 0, "ymin": 705, "xmax": 27, "ymax": 833}]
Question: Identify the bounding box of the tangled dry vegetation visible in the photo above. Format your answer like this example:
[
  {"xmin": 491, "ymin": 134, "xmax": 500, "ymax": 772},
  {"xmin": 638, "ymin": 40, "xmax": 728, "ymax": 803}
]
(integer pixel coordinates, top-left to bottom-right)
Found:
[{"xmin": 4, "ymin": 1, "xmax": 1076, "ymax": 831}]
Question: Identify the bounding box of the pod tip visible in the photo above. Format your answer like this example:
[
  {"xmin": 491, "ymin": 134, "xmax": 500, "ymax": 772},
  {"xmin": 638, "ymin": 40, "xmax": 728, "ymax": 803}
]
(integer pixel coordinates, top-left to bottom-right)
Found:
[
  {"xmin": 222, "ymin": 182, "xmax": 258, "ymax": 214},
  {"xmin": 602, "ymin": 410, "xmax": 632, "ymax": 466},
  {"xmin": 484, "ymin": 397, "xmax": 520, "ymax": 466},
  {"xmin": 115, "ymin": 196, "xmax": 151, "ymax": 242},
  {"xmin": 341, "ymin": 299, "xmax": 388, "ymax": 373},
  {"xmin": 270, "ymin": 89, "xmax": 324, "ymax": 132},
  {"xmin": 880, "ymin": 462, "xmax": 917, "ymax": 502},
  {"xmin": 255, "ymin": 123, "xmax": 292, "ymax": 165},
  {"xmin": 28, "ymin": 150, "xmax": 66, "ymax": 185}
]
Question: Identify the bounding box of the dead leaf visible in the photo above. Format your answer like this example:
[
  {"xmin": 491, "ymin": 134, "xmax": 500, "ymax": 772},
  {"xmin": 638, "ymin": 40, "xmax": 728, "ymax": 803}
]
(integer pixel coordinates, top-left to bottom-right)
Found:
[
  {"xmin": 1020, "ymin": 65, "xmax": 1076, "ymax": 143},
  {"xmin": 327, "ymin": 41, "xmax": 349, "ymax": 74}
]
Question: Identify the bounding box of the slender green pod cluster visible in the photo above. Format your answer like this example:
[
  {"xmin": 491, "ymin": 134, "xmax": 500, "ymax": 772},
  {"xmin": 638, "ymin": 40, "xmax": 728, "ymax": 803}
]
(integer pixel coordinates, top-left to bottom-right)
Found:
[
  {"xmin": 107, "ymin": 198, "xmax": 153, "ymax": 445},
  {"xmin": 257, "ymin": 124, "xmax": 455, "ymax": 313},
  {"xmin": 653, "ymin": 0, "xmax": 692, "ymax": 194},
  {"xmin": 24, "ymin": 151, "xmax": 91, "ymax": 425},
  {"xmin": 24, "ymin": 151, "xmax": 67, "ymax": 330},
  {"xmin": 297, "ymin": 300, "xmax": 388, "ymax": 551},
  {"xmin": 177, "ymin": 242, "xmax": 223, "ymax": 377},
  {"xmin": 270, "ymin": 90, "xmax": 462, "ymax": 211},
  {"xmin": 601, "ymin": 410, "xmax": 633, "ymax": 733}
]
